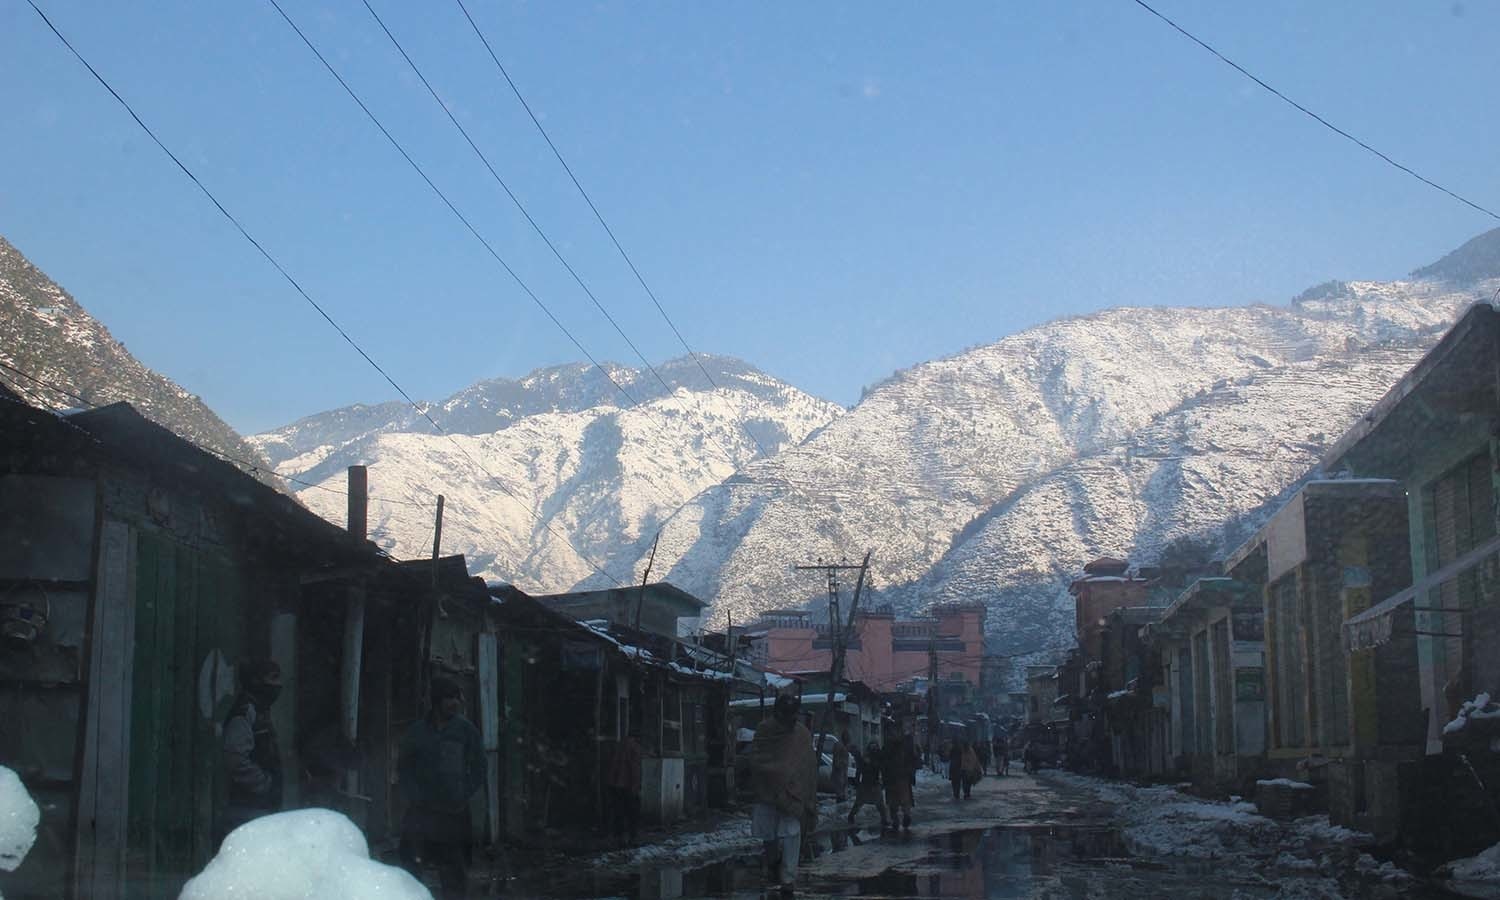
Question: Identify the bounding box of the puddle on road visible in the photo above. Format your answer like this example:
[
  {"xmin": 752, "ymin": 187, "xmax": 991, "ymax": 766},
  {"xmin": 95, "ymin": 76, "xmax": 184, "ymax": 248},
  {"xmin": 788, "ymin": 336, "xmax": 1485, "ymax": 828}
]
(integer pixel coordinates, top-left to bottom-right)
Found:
[{"xmin": 520, "ymin": 821, "xmax": 1439, "ymax": 899}]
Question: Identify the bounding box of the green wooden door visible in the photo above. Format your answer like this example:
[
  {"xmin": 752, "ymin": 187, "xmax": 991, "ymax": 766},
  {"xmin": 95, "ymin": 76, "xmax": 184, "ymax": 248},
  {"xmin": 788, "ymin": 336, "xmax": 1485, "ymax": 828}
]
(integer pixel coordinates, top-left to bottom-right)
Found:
[{"xmin": 127, "ymin": 532, "xmax": 244, "ymax": 899}]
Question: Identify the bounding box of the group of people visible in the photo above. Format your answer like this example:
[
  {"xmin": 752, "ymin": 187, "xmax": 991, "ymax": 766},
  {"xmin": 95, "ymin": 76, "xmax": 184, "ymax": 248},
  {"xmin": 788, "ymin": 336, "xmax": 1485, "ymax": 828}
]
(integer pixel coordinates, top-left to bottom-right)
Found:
[
  {"xmin": 844, "ymin": 732, "xmax": 920, "ymax": 831},
  {"xmin": 218, "ymin": 659, "xmax": 486, "ymax": 900},
  {"xmin": 747, "ymin": 696, "xmax": 925, "ymax": 894}
]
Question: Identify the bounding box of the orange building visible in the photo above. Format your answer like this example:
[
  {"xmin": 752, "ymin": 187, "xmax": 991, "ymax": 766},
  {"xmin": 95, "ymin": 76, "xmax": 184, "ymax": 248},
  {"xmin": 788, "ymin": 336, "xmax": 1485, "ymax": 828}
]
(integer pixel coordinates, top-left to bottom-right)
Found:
[{"xmin": 746, "ymin": 603, "xmax": 986, "ymax": 692}]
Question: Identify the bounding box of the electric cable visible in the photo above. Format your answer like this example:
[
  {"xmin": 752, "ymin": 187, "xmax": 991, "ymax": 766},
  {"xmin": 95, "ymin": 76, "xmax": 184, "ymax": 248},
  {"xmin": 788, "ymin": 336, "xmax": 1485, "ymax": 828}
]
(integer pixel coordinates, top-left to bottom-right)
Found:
[
  {"xmin": 451, "ymin": 0, "xmax": 774, "ymax": 459},
  {"xmin": 24, "ymin": 0, "xmax": 625, "ymax": 586},
  {"xmin": 1130, "ymin": 0, "xmax": 1500, "ymax": 221}
]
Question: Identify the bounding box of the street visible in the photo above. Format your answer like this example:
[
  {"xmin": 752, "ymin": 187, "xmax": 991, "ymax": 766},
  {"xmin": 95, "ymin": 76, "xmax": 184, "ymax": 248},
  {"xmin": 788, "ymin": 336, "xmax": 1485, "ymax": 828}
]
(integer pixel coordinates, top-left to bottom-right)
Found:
[{"xmin": 505, "ymin": 769, "xmax": 1452, "ymax": 899}]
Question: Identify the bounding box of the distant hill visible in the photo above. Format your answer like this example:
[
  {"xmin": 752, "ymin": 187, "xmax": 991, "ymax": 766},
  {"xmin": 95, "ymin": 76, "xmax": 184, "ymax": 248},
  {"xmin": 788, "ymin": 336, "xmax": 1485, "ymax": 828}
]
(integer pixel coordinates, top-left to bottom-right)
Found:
[
  {"xmin": 590, "ymin": 238, "xmax": 1491, "ymax": 655},
  {"xmin": 251, "ymin": 357, "xmax": 845, "ymax": 589},
  {"xmin": 0, "ymin": 235, "xmax": 274, "ymax": 482},
  {"xmin": 1411, "ymin": 226, "xmax": 1500, "ymax": 285}
]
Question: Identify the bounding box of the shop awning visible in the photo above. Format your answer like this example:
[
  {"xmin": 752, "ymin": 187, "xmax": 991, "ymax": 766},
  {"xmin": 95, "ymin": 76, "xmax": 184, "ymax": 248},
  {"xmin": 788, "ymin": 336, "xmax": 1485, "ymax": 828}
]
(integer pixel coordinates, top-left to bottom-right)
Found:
[{"xmin": 1344, "ymin": 535, "xmax": 1500, "ymax": 651}]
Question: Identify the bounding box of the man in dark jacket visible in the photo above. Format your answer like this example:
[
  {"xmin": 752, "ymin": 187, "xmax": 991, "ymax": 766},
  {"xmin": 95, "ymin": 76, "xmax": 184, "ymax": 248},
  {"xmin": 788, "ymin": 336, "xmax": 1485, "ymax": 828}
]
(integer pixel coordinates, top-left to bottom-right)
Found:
[
  {"xmin": 846, "ymin": 741, "xmax": 887, "ymax": 829},
  {"xmin": 399, "ymin": 676, "xmax": 485, "ymax": 900},
  {"xmin": 881, "ymin": 734, "xmax": 918, "ymax": 829},
  {"xmin": 606, "ymin": 728, "xmax": 644, "ymax": 845},
  {"xmin": 216, "ymin": 657, "xmax": 283, "ymax": 848}
]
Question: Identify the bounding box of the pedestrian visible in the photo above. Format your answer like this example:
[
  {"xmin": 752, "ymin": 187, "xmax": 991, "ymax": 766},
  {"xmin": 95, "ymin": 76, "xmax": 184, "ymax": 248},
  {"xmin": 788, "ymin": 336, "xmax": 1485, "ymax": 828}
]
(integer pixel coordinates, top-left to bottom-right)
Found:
[
  {"xmin": 217, "ymin": 658, "xmax": 284, "ymax": 849},
  {"xmin": 978, "ymin": 739, "xmax": 992, "ymax": 776},
  {"xmin": 961, "ymin": 741, "xmax": 981, "ymax": 799},
  {"xmin": 606, "ymin": 727, "xmax": 644, "ymax": 846},
  {"xmin": 948, "ymin": 739, "xmax": 967, "ymax": 801},
  {"xmin": 831, "ymin": 731, "xmax": 851, "ymax": 802},
  {"xmin": 750, "ymin": 694, "xmax": 818, "ymax": 895},
  {"xmin": 996, "ymin": 735, "xmax": 1010, "ymax": 777},
  {"xmin": 399, "ymin": 676, "xmax": 485, "ymax": 900},
  {"xmin": 881, "ymin": 734, "xmax": 917, "ymax": 830},
  {"xmin": 846, "ymin": 741, "xmax": 888, "ymax": 829}
]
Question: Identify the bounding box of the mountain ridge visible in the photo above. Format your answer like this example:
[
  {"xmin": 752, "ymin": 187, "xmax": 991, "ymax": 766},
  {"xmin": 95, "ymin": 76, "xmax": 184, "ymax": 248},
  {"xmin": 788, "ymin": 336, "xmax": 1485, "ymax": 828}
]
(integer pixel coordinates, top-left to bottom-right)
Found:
[{"xmin": 0, "ymin": 235, "xmax": 274, "ymax": 483}]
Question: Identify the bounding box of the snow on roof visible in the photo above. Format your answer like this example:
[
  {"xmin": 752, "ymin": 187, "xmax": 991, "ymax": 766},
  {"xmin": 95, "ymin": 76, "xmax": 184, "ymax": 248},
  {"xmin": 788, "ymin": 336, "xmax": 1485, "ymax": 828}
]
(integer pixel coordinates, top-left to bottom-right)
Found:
[{"xmin": 1303, "ymin": 478, "xmax": 1400, "ymax": 485}]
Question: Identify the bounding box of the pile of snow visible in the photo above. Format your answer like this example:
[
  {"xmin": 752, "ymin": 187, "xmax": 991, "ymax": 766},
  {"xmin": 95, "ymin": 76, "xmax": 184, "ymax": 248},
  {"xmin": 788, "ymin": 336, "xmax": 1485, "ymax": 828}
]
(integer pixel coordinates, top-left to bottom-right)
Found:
[
  {"xmin": 179, "ymin": 809, "xmax": 430, "ymax": 900},
  {"xmin": 1122, "ymin": 790, "xmax": 1278, "ymax": 859},
  {"xmin": 1439, "ymin": 842, "xmax": 1500, "ymax": 899},
  {"xmin": 1444, "ymin": 692, "xmax": 1500, "ymax": 736},
  {"xmin": 1257, "ymin": 778, "xmax": 1316, "ymax": 790},
  {"xmin": 0, "ymin": 766, "xmax": 38, "ymax": 875}
]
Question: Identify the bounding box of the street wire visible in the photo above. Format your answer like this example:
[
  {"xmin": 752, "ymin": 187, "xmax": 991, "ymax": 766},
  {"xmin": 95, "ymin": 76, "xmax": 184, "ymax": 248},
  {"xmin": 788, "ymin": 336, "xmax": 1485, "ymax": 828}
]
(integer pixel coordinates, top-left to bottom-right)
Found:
[
  {"xmin": 0, "ymin": 358, "xmax": 430, "ymax": 516},
  {"xmin": 25, "ymin": 0, "xmax": 625, "ymax": 586},
  {"xmin": 1129, "ymin": 0, "xmax": 1500, "ymax": 222},
  {"xmin": 451, "ymin": 0, "xmax": 775, "ymax": 459},
  {"xmin": 262, "ymin": 0, "xmax": 643, "ymax": 415},
  {"xmin": 354, "ymin": 0, "xmax": 747, "ymax": 471}
]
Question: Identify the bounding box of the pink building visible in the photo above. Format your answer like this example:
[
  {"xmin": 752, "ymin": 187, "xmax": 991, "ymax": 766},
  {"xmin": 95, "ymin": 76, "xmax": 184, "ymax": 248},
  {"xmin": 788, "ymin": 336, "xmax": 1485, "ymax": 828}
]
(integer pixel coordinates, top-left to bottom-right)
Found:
[{"xmin": 746, "ymin": 603, "xmax": 986, "ymax": 692}]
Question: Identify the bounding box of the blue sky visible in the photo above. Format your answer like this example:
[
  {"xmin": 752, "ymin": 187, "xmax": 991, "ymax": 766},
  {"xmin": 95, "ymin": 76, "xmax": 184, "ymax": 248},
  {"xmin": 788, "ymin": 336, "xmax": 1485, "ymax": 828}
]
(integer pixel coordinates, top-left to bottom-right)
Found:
[{"xmin": 3, "ymin": 1, "xmax": 1497, "ymax": 434}]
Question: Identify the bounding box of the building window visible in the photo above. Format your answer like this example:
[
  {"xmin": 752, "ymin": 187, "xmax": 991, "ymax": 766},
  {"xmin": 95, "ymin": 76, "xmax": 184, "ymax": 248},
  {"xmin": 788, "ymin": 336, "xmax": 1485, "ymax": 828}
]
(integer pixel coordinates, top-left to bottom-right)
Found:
[{"xmin": 1427, "ymin": 451, "xmax": 1499, "ymax": 706}]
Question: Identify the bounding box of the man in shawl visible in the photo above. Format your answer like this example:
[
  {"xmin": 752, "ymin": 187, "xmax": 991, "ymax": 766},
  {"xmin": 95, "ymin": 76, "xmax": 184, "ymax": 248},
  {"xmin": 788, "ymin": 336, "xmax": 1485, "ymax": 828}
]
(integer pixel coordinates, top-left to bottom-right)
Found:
[{"xmin": 751, "ymin": 694, "xmax": 818, "ymax": 894}]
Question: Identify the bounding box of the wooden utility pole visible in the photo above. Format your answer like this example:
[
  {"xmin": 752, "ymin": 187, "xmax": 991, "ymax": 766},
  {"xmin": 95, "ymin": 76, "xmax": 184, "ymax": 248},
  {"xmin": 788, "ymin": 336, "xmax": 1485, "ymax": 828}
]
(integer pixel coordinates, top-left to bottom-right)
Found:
[
  {"xmin": 633, "ymin": 531, "xmax": 660, "ymax": 631},
  {"xmin": 794, "ymin": 553, "xmax": 873, "ymax": 751},
  {"xmin": 927, "ymin": 631, "xmax": 939, "ymax": 771},
  {"xmin": 343, "ymin": 466, "xmax": 369, "ymax": 807},
  {"xmin": 430, "ymin": 494, "xmax": 445, "ymax": 586}
]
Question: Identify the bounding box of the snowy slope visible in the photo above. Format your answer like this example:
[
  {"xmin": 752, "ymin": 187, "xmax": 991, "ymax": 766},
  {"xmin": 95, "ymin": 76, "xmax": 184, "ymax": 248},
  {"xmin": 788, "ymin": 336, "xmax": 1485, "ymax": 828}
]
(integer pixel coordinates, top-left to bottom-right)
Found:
[
  {"xmin": 903, "ymin": 346, "xmax": 1435, "ymax": 653},
  {"xmin": 252, "ymin": 359, "xmax": 843, "ymax": 589},
  {"xmin": 605, "ymin": 265, "xmax": 1490, "ymax": 636},
  {"xmin": 0, "ymin": 235, "xmax": 273, "ymax": 480}
]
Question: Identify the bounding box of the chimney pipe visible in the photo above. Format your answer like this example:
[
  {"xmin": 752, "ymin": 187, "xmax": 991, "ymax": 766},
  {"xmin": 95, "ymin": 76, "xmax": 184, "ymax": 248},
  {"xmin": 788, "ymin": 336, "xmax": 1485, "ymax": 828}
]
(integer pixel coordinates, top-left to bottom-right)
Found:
[{"xmin": 347, "ymin": 465, "xmax": 368, "ymax": 540}]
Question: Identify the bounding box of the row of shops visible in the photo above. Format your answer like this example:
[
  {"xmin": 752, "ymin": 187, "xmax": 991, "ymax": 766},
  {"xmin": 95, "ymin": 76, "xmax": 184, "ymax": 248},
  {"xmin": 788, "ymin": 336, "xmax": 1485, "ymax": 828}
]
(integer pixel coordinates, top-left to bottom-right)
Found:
[
  {"xmin": 1033, "ymin": 302, "xmax": 1500, "ymax": 863},
  {"xmin": 0, "ymin": 387, "xmax": 924, "ymax": 900}
]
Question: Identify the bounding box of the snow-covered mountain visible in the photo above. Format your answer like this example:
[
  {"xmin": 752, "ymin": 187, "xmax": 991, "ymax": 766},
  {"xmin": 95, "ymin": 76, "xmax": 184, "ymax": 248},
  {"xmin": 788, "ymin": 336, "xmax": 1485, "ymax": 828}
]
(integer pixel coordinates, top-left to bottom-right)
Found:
[
  {"xmin": 250, "ymin": 358, "xmax": 844, "ymax": 588},
  {"xmin": 0, "ymin": 235, "xmax": 273, "ymax": 479},
  {"xmin": 598, "ymin": 230, "xmax": 1500, "ymax": 651}
]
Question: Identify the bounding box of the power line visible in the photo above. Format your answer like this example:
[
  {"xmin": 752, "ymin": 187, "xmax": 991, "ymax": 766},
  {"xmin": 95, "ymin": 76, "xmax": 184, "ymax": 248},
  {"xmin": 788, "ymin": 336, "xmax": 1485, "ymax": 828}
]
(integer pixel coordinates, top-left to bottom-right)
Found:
[
  {"xmin": 354, "ymin": 0, "xmax": 746, "ymax": 472},
  {"xmin": 1129, "ymin": 0, "xmax": 1500, "ymax": 222},
  {"xmin": 25, "ymin": 0, "xmax": 624, "ymax": 587},
  {"xmin": 0, "ymin": 358, "xmax": 428, "ymax": 511},
  {"xmin": 262, "ymin": 0, "xmax": 641, "ymax": 415},
  {"xmin": 451, "ymin": 0, "xmax": 775, "ymax": 460}
]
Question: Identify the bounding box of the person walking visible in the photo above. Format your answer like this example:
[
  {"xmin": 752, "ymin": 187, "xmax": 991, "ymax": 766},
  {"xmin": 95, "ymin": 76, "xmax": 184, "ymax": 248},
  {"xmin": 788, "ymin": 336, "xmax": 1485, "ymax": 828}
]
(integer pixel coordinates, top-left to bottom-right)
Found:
[
  {"xmin": 995, "ymin": 735, "xmax": 1010, "ymax": 777},
  {"xmin": 882, "ymin": 734, "xmax": 917, "ymax": 830},
  {"xmin": 217, "ymin": 658, "xmax": 284, "ymax": 849},
  {"xmin": 606, "ymin": 727, "xmax": 643, "ymax": 846},
  {"xmin": 948, "ymin": 739, "xmax": 967, "ymax": 801},
  {"xmin": 831, "ymin": 731, "xmax": 851, "ymax": 802},
  {"xmin": 960, "ymin": 741, "xmax": 981, "ymax": 799},
  {"xmin": 398, "ymin": 676, "xmax": 485, "ymax": 900},
  {"xmin": 751, "ymin": 694, "xmax": 817, "ymax": 895},
  {"xmin": 846, "ymin": 741, "xmax": 887, "ymax": 829}
]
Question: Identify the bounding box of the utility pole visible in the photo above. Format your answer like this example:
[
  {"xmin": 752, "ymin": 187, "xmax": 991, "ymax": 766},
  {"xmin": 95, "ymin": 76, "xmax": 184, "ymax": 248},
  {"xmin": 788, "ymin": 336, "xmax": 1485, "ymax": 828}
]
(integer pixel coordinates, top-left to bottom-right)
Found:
[
  {"xmin": 633, "ymin": 531, "xmax": 660, "ymax": 631},
  {"xmin": 430, "ymin": 494, "xmax": 445, "ymax": 587},
  {"xmin": 927, "ymin": 630, "xmax": 939, "ymax": 772},
  {"xmin": 794, "ymin": 553, "xmax": 872, "ymax": 752}
]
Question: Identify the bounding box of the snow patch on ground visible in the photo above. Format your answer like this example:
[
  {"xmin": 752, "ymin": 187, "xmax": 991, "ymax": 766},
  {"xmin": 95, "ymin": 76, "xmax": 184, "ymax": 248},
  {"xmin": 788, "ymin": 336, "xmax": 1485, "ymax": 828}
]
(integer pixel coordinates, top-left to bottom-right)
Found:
[
  {"xmin": 0, "ymin": 766, "xmax": 38, "ymax": 877},
  {"xmin": 179, "ymin": 809, "xmax": 430, "ymax": 900},
  {"xmin": 1440, "ymin": 841, "xmax": 1500, "ymax": 898},
  {"xmin": 1050, "ymin": 771, "xmax": 1375, "ymax": 875}
]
